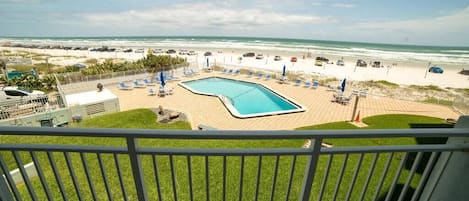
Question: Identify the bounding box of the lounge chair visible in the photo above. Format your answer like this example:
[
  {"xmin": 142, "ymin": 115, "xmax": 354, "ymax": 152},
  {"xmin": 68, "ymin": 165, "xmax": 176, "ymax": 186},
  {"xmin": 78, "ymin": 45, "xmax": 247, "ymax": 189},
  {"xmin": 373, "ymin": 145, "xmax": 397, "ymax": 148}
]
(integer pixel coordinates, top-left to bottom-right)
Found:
[
  {"xmin": 143, "ymin": 78, "xmax": 156, "ymax": 86},
  {"xmin": 278, "ymin": 76, "xmax": 289, "ymax": 84},
  {"xmin": 227, "ymin": 69, "xmax": 233, "ymax": 74},
  {"xmin": 294, "ymin": 79, "xmax": 302, "ymax": 86},
  {"xmin": 118, "ymin": 82, "xmax": 133, "ymax": 90},
  {"xmin": 233, "ymin": 69, "xmax": 240, "ymax": 76},
  {"xmin": 221, "ymin": 68, "xmax": 228, "ymax": 74},
  {"xmin": 167, "ymin": 75, "xmax": 180, "ymax": 81},
  {"xmin": 312, "ymin": 81, "xmax": 319, "ymax": 89},
  {"xmin": 327, "ymin": 85, "xmax": 336, "ymax": 91},
  {"xmin": 246, "ymin": 71, "xmax": 254, "ymax": 78},
  {"xmin": 304, "ymin": 81, "xmax": 311, "ymax": 88},
  {"xmin": 158, "ymin": 87, "xmax": 166, "ymax": 97},
  {"xmin": 133, "ymin": 80, "xmax": 146, "ymax": 88},
  {"xmin": 352, "ymin": 90, "xmax": 359, "ymax": 96},
  {"xmin": 148, "ymin": 88, "xmax": 156, "ymax": 96},
  {"xmin": 183, "ymin": 70, "xmax": 194, "ymax": 77},
  {"xmin": 256, "ymin": 72, "xmax": 264, "ymax": 79},
  {"xmin": 360, "ymin": 90, "xmax": 367, "ymax": 97},
  {"xmin": 190, "ymin": 69, "xmax": 199, "ymax": 75},
  {"xmin": 265, "ymin": 74, "xmax": 271, "ymax": 80},
  {"xmin": 153, "ymin": 77, "xmax": 161, "ymax": 83}
]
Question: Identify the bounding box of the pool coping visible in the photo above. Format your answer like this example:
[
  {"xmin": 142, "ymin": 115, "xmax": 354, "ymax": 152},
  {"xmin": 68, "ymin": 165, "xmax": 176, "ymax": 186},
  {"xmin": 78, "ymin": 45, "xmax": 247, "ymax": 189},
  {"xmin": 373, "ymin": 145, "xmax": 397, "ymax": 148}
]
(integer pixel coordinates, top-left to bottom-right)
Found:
[{"xmin": 178, "ymin": 76, "xmax": 306, "ymax": 119}]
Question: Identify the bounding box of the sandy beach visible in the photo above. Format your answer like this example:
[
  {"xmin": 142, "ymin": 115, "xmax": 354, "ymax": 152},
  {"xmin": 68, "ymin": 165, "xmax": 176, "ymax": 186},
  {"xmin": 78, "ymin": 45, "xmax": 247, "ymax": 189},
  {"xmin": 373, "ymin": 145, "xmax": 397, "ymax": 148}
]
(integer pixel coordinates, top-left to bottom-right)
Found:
[{"xmin": 1, "ymin": 46, "xmax": 468, "ymax": 88}]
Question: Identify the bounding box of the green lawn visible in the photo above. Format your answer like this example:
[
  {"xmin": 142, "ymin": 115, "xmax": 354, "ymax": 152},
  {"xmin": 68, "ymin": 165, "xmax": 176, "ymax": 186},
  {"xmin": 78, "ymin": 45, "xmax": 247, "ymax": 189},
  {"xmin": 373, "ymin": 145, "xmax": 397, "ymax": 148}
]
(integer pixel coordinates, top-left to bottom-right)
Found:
[{"xmin": 1, "ymin": 111, "xmax": 452, "ymax": 201}]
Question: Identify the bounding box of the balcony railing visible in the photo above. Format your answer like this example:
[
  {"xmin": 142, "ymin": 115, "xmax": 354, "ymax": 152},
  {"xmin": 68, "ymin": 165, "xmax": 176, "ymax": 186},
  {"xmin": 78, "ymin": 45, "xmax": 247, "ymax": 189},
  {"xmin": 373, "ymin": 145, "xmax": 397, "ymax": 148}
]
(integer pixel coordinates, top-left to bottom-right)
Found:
[{"xmin": 0, "ymin": 117, "xmax": 468, "ymax": 201}]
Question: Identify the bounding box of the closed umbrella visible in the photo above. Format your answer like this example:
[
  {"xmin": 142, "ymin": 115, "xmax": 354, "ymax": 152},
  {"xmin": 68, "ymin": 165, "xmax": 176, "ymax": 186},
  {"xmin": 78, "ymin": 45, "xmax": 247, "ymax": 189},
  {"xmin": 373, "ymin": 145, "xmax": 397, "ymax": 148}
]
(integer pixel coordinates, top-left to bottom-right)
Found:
[
  {"xmin": 282, "ymin": 65, "xmax": 286, "ymax": 77},
  {"xmin": 207, "ymin": 58, "xmax": 209, "ymax": 68},
  {"xmin": 160, "ymin": 71, "xmax": 166, "ymax": 87},
  {"xmin": 341, "ymin": 78, "xmax": 346, "ymax": 93}
]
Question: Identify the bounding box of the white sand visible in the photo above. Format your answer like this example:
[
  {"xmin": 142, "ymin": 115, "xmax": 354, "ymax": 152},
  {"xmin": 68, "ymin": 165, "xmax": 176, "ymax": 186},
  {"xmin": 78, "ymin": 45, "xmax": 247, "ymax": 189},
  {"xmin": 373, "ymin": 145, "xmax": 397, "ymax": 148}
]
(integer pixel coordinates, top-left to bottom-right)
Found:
[{"xmin": 2, "ymin": 47, "xmax": 468, "ymax": 88}]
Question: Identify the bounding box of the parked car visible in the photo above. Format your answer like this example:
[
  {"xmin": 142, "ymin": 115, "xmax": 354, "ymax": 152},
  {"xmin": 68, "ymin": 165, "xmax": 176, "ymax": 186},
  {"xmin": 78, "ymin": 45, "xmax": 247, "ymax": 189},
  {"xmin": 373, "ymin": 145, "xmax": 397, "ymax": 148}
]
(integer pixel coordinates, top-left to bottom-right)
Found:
[
  {"xmin": 336, "ymin": 59, "xmax": 345, "ymax": 66},
  {"xmin": 187, "ymin": 50, "xmax": 197, "ymax": 55},
  {"xmin": 204, "ymin": 52, "xmax": 212, "ymax": 56},
  {"xmin": 243, "ymin": 52, "xmax": 256, "ymax": 57},
  {"xmin": 152, "ymin": 48, "xmax": 164, "ymax": 53},
  {"xmin": 356, "ymin": 59, "xmax": 367, "ymax": 67},
  {"xmin": 123, "ymin": 48, "xmax": 133, "ymax": 53},
  {"xmin": 315, "ymin": 57, "xmax": 329, "ymax": 63},
  {"xmin": 291, "ymin": 57, "xmax": 297, "ymax": 62},
  {"xmin": 371, "ymin": 61, "xmax": 381, "ymax": 68},
  {"xmin": 429, "ymin": 66, "xmax": 444, "ymax": 73},
  {"xmin": 166, "ymin": 49, "xmax": 176, "ymax": 54},
  {"xmin": 315, "ymin": 60, "xmax": 323, "ymax": 66},
  {"xmin": 134, "ymin": 49, "xmax": 144, "ymax": 53},
  {"xmin": 274, "ymin": 56, "xmax": 282, "ymax": 61},
  {"xmin": 256, "ymin": 54, "xmax": 264, "ymax": 59},
  {"xmin": 459, "ymin": 68, "xmax": 469, "ymax": 75},
  {"xmin": 0, "ymin": 86, "xmax": 48, "ymax": 103}
]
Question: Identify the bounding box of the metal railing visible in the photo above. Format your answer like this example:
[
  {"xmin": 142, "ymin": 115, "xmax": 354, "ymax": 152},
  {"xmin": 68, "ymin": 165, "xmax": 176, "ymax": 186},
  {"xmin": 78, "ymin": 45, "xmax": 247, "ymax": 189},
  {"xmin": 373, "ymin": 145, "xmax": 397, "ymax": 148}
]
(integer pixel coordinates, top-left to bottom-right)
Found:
[
  {"xmin": 0, "ymin": 94, "xmax": 66, "ymax": 120},
  {"xmin": 0, "ymin": 121, "xmax": 468, "ymax": 201}
]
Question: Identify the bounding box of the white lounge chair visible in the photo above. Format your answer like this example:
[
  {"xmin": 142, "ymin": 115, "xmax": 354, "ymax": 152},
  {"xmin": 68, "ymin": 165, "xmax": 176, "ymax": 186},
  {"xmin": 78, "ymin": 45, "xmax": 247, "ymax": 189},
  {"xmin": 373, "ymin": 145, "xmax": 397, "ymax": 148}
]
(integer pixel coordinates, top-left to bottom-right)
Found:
[
  {"xmin": 246, "ymin": 71, "xmax": 254, "ymax": 78},
  {"xmin": 148, "ymin": 88, "xmax": 156, "ymax": 96},
  {"xmin": 294, "ymin": 79, "xmax": 302, "ymax": 86},
  {"xmin": 265, "ymin": 74, "xmax": 272, "ymax": 80},
  {"xmin": 304, "ymin": 81, "xmax": 311, "ymax": 88},
  {"xmin": 360, "ymin": 90, "xmax": 368, "ymax": 97}
]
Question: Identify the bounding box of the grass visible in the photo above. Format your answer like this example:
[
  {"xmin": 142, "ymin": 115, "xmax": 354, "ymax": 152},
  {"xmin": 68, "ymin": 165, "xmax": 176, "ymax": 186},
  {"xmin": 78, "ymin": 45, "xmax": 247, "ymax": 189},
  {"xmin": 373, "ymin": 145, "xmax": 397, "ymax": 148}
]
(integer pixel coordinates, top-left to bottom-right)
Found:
[
  {"xmin": 1, "ymin": 112, "xmax": 451, "ymax": 200},
  {"xmin": 421, "ymin": 97, "xmax": 454, "ymax": 106},
  {"xmin": 409, "ymin": 85, "xmax": 445, "ymax": 92}
]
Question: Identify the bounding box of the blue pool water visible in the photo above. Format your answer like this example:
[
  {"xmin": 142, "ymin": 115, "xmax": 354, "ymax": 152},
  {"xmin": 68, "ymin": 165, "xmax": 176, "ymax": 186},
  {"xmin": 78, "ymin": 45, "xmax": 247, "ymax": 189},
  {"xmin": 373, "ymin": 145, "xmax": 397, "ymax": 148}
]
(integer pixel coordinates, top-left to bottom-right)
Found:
[{"xmin": 180, "ymin": 77, "xmax": 304, "ymax": 118}]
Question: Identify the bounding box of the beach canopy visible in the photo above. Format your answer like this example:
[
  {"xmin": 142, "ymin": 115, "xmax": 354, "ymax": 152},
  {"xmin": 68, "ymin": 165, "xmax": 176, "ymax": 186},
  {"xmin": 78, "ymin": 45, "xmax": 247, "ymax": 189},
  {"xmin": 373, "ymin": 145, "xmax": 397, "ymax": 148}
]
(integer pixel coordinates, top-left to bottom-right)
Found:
[
  {"xmin": 160, "ymin": 71, "xmax": 166, "ymax": 87},
  {"xmin": 282, "ymin": 65, "xmax": 286, "ymax": 77},
  {"xmin": 341, "ymin": 78, "xmax": 346, "ymax": 92}
]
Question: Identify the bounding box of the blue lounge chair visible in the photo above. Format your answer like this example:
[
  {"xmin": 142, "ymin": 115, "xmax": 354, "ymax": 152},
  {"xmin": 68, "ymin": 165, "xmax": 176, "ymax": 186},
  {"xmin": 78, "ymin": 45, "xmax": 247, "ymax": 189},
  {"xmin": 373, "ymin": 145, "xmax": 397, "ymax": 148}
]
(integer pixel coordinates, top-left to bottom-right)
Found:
[
  {"xmin": 246, "ymin": 71, "xmax": 254, "ymax": 78},
  {"xmin": 294, "ymin": 79, "xmax": 301, "ymax": 86},
  {"xmin": 183, "ymin": 70, "xmax": 194, "ymax": 77},
  {"xmin": 133, "ymin": 80, "xmax": 146, "ymax": 88},
  {"xmin": 304, "ymin": 81, "xmax": 311, "ymax": 88},
  {"xmin": 221, "ymin": 68, "xmax": 228, "ymax": 74},
  {"xmin": 118, "ymin": 82, "xmax": 133, "ymax": 90},
  {"xmin": 233, "ymin": 69, "xmax": 240, "ymax": 76},
  {"xmin": 167, "ymin": 75, "xmax": 181, "ymax": 81},
  {"xmin": 143, "ymin": 78, "xmax": 156, "ymax": 86},
  {"xmin": 265, "ymin": 74, "xmax": 272, "ymax": 80},
  {"xmin": 256, "ymin": 72, "xmax": 263, "ymax": 79},
  {"xmin": 148, "ymin": 88, "xmax": 156, "ymax": 96},
  {"xmin": 312, "ymin": 81, "xmax": 319, "ymax": 89}
]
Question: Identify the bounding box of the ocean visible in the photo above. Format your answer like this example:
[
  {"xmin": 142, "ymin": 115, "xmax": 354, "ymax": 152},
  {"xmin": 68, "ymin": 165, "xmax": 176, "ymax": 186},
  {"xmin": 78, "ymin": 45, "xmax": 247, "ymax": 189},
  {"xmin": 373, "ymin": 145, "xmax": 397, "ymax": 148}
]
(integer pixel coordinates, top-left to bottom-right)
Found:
[{"xmin": 1, "ymin": 36, "xmax": 469, "ymax": 64}]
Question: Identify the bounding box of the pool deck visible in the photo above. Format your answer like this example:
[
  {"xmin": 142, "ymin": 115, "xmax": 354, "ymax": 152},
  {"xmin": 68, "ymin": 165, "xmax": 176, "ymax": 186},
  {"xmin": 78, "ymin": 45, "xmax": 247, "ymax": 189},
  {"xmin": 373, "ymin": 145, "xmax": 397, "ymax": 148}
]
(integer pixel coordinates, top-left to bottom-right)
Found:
[{"xmin": 110, "ymin": 72, "xmax": 460, "ymax": 130}]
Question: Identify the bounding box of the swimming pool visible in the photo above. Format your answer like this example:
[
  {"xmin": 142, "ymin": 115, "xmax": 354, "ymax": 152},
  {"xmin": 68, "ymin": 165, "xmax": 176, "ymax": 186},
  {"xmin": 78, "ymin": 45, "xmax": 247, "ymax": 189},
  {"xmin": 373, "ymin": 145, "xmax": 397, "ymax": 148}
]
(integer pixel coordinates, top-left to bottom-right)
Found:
[{"xmin": 179, "ymin": 77, "xmax": 305, "ymax": 118}]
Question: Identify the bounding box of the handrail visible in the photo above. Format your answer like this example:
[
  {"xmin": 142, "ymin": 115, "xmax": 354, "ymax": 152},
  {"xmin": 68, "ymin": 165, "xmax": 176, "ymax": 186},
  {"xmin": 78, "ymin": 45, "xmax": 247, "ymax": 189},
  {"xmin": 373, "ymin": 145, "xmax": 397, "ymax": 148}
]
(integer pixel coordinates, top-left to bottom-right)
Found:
[{"xmin": 0, "ymin": 126, "xmax": 468, "ymax": 139}]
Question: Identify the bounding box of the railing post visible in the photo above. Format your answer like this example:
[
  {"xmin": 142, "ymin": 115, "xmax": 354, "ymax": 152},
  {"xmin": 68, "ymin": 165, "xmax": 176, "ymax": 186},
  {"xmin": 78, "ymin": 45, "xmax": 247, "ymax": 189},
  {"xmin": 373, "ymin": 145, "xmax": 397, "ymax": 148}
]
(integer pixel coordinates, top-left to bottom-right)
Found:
[
  {"xmin": 299, "ymin": 138, "xmax": 323, "ymax": 201},
  {"xmin": 0, "ymin": 159, "xmax": 14, "ymax": 201},
  {"xmin": 419, "ymin": 116, "xmax": 469, "ymax": 201},
  {"xmin": 127, "ymin": 136, "xmax": 148, "ymax": 201}
]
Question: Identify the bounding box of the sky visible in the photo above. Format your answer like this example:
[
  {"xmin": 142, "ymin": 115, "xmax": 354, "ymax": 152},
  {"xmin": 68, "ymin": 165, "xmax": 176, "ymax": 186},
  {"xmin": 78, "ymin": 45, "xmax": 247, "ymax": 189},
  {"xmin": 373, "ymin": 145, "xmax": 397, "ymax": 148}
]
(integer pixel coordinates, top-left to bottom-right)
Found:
[{"xmin": 1, "ymin": 0, "xmax": 469, "ymax": 46}]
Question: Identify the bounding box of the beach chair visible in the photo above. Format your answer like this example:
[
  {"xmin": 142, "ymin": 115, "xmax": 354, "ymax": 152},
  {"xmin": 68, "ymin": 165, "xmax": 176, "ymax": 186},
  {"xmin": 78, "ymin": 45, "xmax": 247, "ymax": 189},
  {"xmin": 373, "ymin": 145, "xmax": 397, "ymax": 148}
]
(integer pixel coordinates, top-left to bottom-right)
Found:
[
  {"xmin": 312, "ymin": 81, "xmax": 319, "ymax": 89},
  {"xmin": 304, "ymin": 81, "xmax": 311, "ymax": 88},
  {"xmin": 153, "ymin": 77, "xmax": 161, "ymax": 83},
  {"xmin": 294, "ymin": 79, "xmax": 302, "ymax": 86},
  {"xmin": 227, "ymin": 69, "xmax": 233, "ymax": 74},
  {"xmin": 133, "ymin": 80, "xmax": 146, "ymax": 88},
  {"xmin": 158, "ymin": 87, "xmax": 166, "ymax": 97},
  {"xmin": 118, "ymin": 82, "xmax": 133, "ymax": 90},
  {"xmin": 278, "ymin": 76, "xmax": 289, "ymax": 84},
  {"xmin": 143, "ymin": 78, "xmax": 156, "ymax": 86},
  {"xmin": 352, "ymin": 89, "xmax": 359, "ymax": 96},
  {"xmin": 233, "ymin": 69, "xmax": 240, "ymax": 76},
  {"xmin": 190, "ymin": 69, "xmax": 199, "ymax": 75},
  {"xmin": 168, "ymin": 75, "xmax": 181, "ymax": 81},
  {"xmin": 183, "ymin": 70, "xmax": 194, "ymax": 77},
  {"xmin": 265, "ymin": 74, "xmax": 272, "ymax": 80},
  {"xmin": 256, "ymin": 72, "xmax": 264, "ymax": 79},
  {"xmin": 148, "ymin": 88, "xmax": 156, "ymax": 96},
  {"xmin": 246, "ymin": 71, "xmax": 254, "ymax": 78},
  {"xmin": 360, "ymin": 90, "xmax": 368, "ymax": 97},
  {"xmin": 221, "ymin": 68, "xmax": 228, "ymax": 74},
  {"xmin": 166, "ymin": 88, "xmax": 174, "ymax": 95},
  {"xmin": 327, "ymin": 85, "xmax": 336, "ymax": 91}
]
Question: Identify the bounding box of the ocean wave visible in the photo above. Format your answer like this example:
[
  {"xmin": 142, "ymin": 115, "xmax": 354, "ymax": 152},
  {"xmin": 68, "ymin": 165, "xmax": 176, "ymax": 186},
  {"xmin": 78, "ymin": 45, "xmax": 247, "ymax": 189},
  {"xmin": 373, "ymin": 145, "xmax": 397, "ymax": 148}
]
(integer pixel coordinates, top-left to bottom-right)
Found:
[{"xmin": 2, "ymin": 37, "xmax": 469, "ymax": 64}]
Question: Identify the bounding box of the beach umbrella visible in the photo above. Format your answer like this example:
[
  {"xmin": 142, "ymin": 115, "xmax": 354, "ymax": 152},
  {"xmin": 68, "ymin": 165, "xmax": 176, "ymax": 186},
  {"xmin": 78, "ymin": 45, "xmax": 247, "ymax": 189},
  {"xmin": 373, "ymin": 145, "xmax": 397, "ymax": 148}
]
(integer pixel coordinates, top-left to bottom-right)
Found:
[
  {"xmin": 160, "ymin": 71, "xmax": 166, "ymax": 87},
  {"xmin": 282, "ymin": 65, "xmax": 286, "ymax": 77},
  {"xmin": 206, "ymin": 58, "xmax": 209, "ymax": 68},
  {"xmin": 341, "ymin": 78, "xmax": 346, "ymax": 93}
]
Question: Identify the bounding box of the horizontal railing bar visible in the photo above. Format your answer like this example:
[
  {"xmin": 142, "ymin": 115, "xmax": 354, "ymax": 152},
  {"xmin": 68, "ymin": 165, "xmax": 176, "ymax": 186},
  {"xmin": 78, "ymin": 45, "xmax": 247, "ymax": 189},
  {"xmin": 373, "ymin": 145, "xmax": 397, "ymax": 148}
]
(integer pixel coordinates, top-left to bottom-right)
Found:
[
  {"xmin": 138, "ymin": 148, "xmax": 313, "ymax": 155},
  {"xmin": 0, "ymin": 144, "xmax": 128, "ymax": 153},
  {"xmin": 0, "ymin": 126, "xmax": 468, "ymax": 139},
  {"xmin": 320, "ymin": 144, "xmax": 469, "ymax": 154}
]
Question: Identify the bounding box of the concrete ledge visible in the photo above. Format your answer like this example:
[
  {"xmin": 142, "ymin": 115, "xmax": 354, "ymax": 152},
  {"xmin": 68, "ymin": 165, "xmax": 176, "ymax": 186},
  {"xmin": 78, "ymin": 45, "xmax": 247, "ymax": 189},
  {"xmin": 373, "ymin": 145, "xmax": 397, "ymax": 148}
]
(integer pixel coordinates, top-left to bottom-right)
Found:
[{"xmin": 2, "ymin": 162, "xmax": 37, "ymax": 184}]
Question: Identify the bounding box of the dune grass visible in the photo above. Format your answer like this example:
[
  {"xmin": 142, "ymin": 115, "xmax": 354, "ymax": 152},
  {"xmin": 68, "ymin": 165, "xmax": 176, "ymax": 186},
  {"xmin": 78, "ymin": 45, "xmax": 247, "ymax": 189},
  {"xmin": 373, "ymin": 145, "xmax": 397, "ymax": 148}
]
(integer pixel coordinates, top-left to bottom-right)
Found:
[{"xmin": 1, "ymin": 112, "xmax": 451, "ymax": 200}]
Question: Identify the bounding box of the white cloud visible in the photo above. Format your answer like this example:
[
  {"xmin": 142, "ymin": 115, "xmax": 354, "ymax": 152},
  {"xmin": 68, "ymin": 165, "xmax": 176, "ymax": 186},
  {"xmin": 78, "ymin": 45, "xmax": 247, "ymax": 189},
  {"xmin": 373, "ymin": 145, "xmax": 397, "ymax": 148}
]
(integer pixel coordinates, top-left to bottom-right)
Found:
[
  {"xmin": 339, "ymin": 6, "xmax": 469, "ymax": 45},
  {"xmin": 331, "ymin": 3, "xmax": 355, "ymax": 8},
  {"xmin": 83, "ymin": 3, "xmax": 334, "ymax": 29}
]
